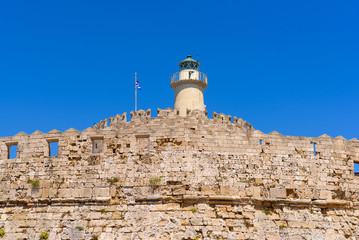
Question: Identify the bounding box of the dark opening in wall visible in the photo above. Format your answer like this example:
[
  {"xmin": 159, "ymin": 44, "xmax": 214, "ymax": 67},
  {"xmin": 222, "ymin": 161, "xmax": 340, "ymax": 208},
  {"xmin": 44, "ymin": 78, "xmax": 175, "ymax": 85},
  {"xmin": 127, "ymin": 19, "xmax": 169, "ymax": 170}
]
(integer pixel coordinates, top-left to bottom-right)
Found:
[
  {"xmin": 48, "ymin": 140, "xmax": 59, "ymax": 157},
  {"xmin": 92, "ymin": 137, "xmax": 104, "ymax": 154},
  {"xmin": 7, "ymin": 143, "xmax": 18, "ymax": 159},
  {"xmin": 354, "ymin": 162, "xmax": 359, "ymax": 176},
  {"xmin": 311, "ymin": 142, "xmax": 316, "ymax": 156}
]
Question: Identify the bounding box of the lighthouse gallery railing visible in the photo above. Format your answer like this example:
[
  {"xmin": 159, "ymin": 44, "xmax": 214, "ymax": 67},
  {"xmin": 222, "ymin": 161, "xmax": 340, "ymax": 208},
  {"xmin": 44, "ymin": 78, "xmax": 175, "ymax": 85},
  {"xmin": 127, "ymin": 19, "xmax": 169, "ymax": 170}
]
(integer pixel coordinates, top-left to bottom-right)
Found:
[{"xmin": 171, "ymin": 71, "xmax": 207, "ymax": 85}]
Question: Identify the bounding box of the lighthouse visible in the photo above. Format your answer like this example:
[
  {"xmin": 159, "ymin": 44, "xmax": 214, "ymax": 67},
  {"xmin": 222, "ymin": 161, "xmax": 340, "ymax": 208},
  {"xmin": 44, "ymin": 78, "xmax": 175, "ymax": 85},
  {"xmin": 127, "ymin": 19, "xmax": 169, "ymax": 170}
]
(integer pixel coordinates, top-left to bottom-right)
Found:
[{"xmin": 171, "ymin": 55, "xmax": 208, "ymax": 116}]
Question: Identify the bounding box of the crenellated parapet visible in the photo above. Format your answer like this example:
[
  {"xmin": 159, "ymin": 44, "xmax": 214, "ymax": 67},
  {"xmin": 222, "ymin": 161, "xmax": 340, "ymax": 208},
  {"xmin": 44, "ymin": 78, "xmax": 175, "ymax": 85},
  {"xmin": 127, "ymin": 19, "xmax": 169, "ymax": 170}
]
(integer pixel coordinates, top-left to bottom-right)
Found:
[
  {"xmin": 213, "ymin": 111, "xmax": 231, "ymax": 123},
  {"xmin": 93, "ymin": 109, "xmax": 248, "ymax": 130},
  {"xmin": 130, "ymin": 109, "xmax": 151, "ymax": 122},
  {"xmin": 92, "ymin": 118, "xmax": 108, "ymax": 130},
  {"xmin": 1, "ymin": 109, "xmax": 358, "ymax": 164},
  {"xmin": 186, "ymin": 109, "xmax": 207, "ymax": 119},
  {"xmin": 109, "ymin": 112, "xmax": 127, "ymax": 127},
  {"xmin": 157, "ymin": 108, "xmax": 179, "ymax": 118},
  {"xmin": 233, "ymin": 116, "xmax": 254, "ymax": 132}
]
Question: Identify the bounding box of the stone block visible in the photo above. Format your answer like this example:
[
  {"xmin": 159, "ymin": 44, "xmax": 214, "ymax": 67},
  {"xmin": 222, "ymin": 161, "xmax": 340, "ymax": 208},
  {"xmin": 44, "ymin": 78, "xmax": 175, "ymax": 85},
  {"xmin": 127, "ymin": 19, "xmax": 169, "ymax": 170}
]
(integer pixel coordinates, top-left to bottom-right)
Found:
[
  {"xmin": 270, "ymin": 188, "xmax": 286, "ymax": 199},
  {"xmin": 173, "ymin": 185, "xmax": 186, "ymax": 195},
  {"xmin": 320, "ymin": 190, "xmax": 332, "ymax": 200},
  {"xmin": 201, "ymin": 185, "xmax": 218, "ymax": 195},
  {"xmin": 265, "ymin": 232, "xmax": 281, "ymax": 240},
  {"xmin": 93, "ymin": 188, "xmax": 110, "ymax": 199},
  {"xmin": 253, "ymin": 187, "xmax": 261, "ymax": 197},
  {"xmin": 242, "ymin": 212, "xmax": 254, "ymax": 219},
  {"xmin": 255, "ymin": 178, "xmax": 263, "ymax": 184},
  {"xmin": 58, "ymin": 189, "xmax": 72, "ymax": 198}
]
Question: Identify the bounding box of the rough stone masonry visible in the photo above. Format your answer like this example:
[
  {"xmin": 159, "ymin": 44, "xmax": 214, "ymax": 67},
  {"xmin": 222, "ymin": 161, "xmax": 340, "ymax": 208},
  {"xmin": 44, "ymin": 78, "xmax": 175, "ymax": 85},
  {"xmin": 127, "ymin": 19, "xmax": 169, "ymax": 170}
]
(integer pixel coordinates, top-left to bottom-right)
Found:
[{"xmin": 0, "ymin": 108, "xmax": 359, "ymax": 240}]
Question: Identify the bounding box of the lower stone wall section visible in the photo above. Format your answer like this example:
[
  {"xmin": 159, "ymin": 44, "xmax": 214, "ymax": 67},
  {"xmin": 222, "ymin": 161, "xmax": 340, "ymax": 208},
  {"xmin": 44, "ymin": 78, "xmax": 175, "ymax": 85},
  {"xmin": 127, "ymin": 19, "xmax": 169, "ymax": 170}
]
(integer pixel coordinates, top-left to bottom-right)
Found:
[{"xmin": 0, "ymin": 200, "xmax": 358, "ymax": 240}]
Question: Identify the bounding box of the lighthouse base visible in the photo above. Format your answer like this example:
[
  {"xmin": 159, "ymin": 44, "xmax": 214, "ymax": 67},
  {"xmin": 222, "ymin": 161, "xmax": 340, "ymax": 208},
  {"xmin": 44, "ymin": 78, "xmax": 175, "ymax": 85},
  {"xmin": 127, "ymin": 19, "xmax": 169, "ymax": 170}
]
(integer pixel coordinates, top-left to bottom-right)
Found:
[{"xmin": 174, "ymin": 83, "xmax": 206, "ymax": 117}]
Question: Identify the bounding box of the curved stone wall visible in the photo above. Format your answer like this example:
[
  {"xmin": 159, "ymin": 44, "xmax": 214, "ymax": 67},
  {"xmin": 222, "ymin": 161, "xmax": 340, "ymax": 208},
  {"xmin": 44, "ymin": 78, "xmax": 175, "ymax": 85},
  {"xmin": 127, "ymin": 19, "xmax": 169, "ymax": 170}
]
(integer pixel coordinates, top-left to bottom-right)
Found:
[{"xmin": 0, "ymin": 108, "xmax": 358, "ymax": 239}]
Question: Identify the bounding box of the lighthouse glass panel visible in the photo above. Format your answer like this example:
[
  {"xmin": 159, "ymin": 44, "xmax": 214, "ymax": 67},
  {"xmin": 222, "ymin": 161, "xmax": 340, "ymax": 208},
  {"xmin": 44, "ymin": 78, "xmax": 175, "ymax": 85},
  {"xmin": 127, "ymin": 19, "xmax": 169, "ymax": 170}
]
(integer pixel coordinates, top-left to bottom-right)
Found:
[{"xmin": 180, "ymin": 62, "xmax": 199, "ymax": 71}]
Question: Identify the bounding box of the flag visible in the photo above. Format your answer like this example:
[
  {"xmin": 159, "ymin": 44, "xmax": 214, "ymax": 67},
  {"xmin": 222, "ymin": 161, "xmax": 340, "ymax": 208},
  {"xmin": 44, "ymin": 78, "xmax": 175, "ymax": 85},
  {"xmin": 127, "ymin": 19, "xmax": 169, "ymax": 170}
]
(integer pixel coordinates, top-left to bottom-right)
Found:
[{"xmin": 136, "ymin": 79, "xmax": 141, "ymax": 90}]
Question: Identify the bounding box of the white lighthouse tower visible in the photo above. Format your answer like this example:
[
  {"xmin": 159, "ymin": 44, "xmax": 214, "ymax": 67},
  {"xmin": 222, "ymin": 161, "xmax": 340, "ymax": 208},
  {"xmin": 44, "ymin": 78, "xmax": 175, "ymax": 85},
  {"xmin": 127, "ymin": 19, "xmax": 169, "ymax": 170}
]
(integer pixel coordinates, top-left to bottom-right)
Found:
[{"xmin": 171, "ymin": 55, "xmax": 208, "ymax": 116}]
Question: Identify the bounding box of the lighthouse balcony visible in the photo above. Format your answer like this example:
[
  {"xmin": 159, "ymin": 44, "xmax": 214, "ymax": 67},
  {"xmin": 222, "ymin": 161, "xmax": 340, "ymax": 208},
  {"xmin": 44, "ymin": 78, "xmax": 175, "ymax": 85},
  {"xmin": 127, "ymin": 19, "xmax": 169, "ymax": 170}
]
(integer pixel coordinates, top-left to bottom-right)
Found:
[{"xmin": 171, "ymin": 71, "xmax": 207, "ymax": 89}]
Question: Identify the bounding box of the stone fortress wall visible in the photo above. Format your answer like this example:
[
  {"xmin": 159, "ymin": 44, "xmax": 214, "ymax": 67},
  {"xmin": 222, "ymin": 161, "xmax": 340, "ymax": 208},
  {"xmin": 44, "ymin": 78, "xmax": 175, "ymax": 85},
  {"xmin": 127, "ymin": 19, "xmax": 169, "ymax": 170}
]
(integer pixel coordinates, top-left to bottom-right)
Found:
[{"xmin": 0, "ymin": 108, "xmax": 359, "ymax": 240}]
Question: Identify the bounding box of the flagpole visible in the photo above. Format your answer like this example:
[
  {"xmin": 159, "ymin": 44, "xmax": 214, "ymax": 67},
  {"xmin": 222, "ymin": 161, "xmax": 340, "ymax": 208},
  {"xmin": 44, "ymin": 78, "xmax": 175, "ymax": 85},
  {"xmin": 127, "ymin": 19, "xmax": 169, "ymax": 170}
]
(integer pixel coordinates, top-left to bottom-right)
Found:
[{"xmin": 135, "ymin": 72, "xmax": 137, "ymax": 111}]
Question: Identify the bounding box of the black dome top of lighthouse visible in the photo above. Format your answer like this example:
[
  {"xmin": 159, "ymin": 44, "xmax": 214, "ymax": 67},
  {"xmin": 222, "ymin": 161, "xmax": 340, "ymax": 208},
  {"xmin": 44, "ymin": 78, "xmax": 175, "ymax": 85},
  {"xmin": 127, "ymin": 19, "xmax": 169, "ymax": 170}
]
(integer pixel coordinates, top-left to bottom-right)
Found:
[{"xmin": 179, "ymin": 55, "xmax": 199, "ymax": 71}]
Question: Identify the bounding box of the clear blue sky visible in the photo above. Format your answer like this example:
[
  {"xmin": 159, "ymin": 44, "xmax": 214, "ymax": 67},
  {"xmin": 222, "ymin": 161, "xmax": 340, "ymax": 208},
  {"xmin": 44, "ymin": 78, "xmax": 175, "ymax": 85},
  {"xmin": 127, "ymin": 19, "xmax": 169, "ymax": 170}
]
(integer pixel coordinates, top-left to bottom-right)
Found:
[{"xmin": 0, "ymin": 0, "xmax": 358, "ymax": 141}]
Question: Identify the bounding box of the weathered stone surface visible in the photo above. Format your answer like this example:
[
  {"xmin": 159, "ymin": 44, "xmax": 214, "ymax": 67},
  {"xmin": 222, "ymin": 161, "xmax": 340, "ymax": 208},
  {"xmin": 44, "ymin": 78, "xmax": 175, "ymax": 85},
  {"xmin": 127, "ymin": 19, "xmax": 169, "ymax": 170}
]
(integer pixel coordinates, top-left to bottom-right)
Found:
[
  {"xmin": 0, "ymin": 108, "xmax": 358, "ymax": 239},
  {"xmin": 270, "ymin": 188, "xmax": 287, "ymax": 199},
  {"xmin": 320, "ymin": 190, "xmax": 333, "ymax": 200}
]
